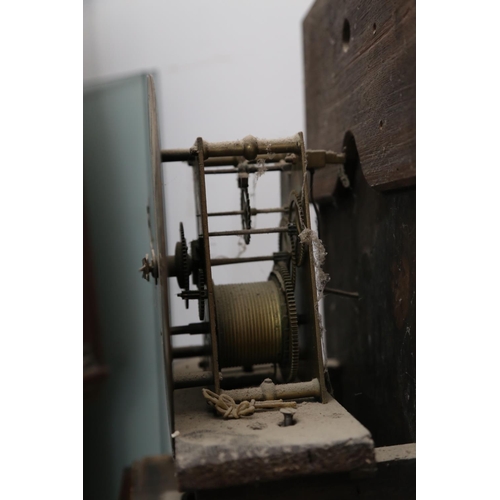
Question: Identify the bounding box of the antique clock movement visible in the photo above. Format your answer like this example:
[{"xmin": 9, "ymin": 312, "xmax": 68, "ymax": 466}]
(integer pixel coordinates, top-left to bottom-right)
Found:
[{"xmin": 141, "ymin": 75, "xmax": 375, "ymax": 490}]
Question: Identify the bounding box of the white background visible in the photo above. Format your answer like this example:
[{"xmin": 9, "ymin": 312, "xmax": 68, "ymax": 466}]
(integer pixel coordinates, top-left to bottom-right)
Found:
[{"xmin": 84, "ymin": 0, "xmax": 316, "ymax": 347}]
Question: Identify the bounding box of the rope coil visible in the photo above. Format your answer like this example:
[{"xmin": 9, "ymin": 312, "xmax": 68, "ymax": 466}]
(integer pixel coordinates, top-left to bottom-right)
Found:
[{"xmin": 202, "ymin": 388, "xmax": 297, "ymax": 419}]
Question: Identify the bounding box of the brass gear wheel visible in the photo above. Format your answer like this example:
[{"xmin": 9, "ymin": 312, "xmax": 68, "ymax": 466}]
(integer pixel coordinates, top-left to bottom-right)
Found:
[
  {"xmin": 278, "ymin": 191, "xmax": 306, "ymax": 289},
  {"xmin": 270, "ymin": 261, "xmax": 299, "ymax": 383},
  {"xmin": 175, "ymin": 222, "xmax": 190, "ymax": 290}
]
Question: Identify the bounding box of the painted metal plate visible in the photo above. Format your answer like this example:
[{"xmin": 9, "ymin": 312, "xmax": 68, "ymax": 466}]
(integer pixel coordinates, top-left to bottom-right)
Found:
[{"xmin": 146, "ymin": 75, "xmax": 175, "ymax": 447}]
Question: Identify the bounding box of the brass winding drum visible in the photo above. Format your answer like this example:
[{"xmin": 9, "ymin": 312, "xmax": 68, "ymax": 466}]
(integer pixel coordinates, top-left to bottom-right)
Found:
[
  {"xmin": 214, "ymin": 262, "xmax": 299, "ymax": 382},
  {"xmin": 214, "ymin": 281, "xmax": 284, "ymax": 368}
]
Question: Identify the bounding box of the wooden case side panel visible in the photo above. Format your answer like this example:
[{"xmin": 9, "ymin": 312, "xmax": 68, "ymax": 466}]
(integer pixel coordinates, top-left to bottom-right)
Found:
[
  {"xmin": 304, "ymin": 2, "xmax": 416, "ymax": 445},
  {"xmin": 304, "ymin": 0, "xmax": 415, "ymax": 192}
]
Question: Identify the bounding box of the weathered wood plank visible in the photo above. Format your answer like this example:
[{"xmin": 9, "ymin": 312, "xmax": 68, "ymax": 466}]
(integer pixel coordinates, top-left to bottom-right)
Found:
[
  {"xmin": 173, "ymin": 387, "xmax": 375, "ymax": 491},
  {"xmin": 318, "ymin": 143, "xmax": 416, "ymax": 445},
  {"xmin": 375, "ymin": 442, "xmax": 416, "ymax": 463},
  {"xmin": 304, "ymin": 0, "xmax": 416, "ymax": 448},
  {"xmin": 304, "ymin": 0, "xmax": 415, "ymax": 192},
  {"xmin": 127, "ymin": 444, "xmax": 415, "ymax": 499},
  {"xmin": 196, "ymin": 443, "xmax": 415, "ymax": 499}
]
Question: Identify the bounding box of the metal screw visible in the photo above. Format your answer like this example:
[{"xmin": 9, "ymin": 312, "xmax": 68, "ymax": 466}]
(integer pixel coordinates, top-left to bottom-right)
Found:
[
  {"xmin": 139, "ymin": 254, "xmax": 151, "ymax": 281},
  {"xmin": 139, "ymin": 254, "xmax": 159, "ymax": 284},
  {"xmin": 280, "ymin": 408, "xmax": 296, "ymax": 427}
]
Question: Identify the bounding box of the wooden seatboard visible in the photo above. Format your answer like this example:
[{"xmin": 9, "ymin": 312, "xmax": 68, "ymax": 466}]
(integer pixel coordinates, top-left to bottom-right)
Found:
[{"xmin": 173, "ymin": 387, "xmax": 374, "ymax": 491}]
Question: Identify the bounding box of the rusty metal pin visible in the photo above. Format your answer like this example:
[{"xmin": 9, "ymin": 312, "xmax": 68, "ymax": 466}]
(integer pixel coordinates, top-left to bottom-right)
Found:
[
  {"xmin": 280, "ymin": 407, "xmax": 296, "ymax": 427},
  {"xmin": 324, "ymin": 287, "xmax": 360, "ymax": 299}
]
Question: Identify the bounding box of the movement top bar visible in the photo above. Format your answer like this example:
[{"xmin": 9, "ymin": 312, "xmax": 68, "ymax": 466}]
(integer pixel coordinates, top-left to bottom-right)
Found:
[
  {"xmin": 202, "ymin": 135, "xmax": 301, "ymax": 159},
  {"xmin": 160, "ymin": 135, "xmax": 346, "ymax": 168},
  {"xmin": 161, "ymin": 135, "xmax": 301, "ymax": 163}
]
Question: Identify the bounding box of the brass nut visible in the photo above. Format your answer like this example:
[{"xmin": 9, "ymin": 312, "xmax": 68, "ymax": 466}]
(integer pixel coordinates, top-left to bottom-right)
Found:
[{"xmin": 242, "ymin": 136, "xmax": 258, "ymax": 160}]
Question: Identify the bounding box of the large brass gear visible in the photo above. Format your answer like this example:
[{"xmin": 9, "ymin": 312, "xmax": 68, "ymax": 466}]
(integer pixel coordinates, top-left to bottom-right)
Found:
[
  {"xmin": 278, "ymin": 191, "xmax": 307, "ymax": 289},
  {"xmin": 175, "ymin": 222, "xmax": 190, "ymax": 290},
  {"xmin": 270, "ymin": 261, "xmax": 299, "ymax": 383}
]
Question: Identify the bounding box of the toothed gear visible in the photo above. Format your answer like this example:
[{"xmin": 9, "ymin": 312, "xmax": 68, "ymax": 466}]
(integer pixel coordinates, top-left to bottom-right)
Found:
[
  {"xmin": 176, "ymin": 222, "xmax": 190, "ymax": 290},
  {"xmin": 197, "ymin": 268, "xmax": 206, "ymax": 321},
  {"xmin": 270, "ymin": 261, "xmax": 299, "ymax": 383},
  {"xmin": 287, "ymin": 223, "xmax": 298, "ymax": 290},
  {"xmin": 278, "ymin": 191, "xmax": 306, "ymax": 274},
  {"xmin": 278, "ymin": 191, "xmax": 306, "ymax": 290}
]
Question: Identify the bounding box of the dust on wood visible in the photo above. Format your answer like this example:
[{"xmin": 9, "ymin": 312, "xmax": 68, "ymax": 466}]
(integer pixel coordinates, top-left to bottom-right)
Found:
[{"xmin": 173, "ymin": 387, "xmax": 375, "ymax": 490}]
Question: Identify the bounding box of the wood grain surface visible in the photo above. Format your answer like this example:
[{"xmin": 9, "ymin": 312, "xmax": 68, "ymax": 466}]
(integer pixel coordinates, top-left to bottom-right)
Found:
[
  {"xmin": 318, "ymin": 135, "xmax": 415, "ymax": 446},
  {"xmin": 304, "ymin": 0, "xmax": 415, "ymax": 193}
]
